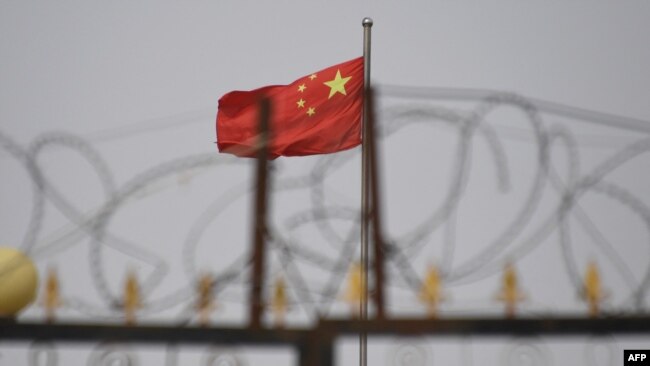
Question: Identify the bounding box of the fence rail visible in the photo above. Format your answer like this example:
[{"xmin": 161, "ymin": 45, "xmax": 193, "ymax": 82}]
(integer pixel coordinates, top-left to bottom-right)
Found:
[{"xmin": 2, "ymin": 316, "xmax": 650, "ymax": 366}]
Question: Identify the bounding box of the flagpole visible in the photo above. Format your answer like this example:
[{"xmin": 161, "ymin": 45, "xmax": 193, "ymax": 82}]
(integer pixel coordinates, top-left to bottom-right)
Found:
[{"xmin": 360, "ymin": 16, "xmax": 373, "ymax": 366}]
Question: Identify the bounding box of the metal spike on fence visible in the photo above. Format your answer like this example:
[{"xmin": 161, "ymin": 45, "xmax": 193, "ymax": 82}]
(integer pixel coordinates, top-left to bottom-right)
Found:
[
  {"xmin": 271, "ymin": 276, "xmax": 289, "ymax": 328},
  {"xmin": 42, "ymin": 266, "xmax": 62, "ymax": 323},
  {"xmin": 496, "ymin": 262, "xmax": 526, "ymax": 318},
  {"xmin": 583, "ymin": 260, "xmax": 607, "ymax": 317},
  {"xmin": 343, "ymin": 262, "xmax": 365, "ymax": 318},
  {"xmin": 123, "ymin": 269, "xmax": 141, "ymax": 326},
  {"xmin": 196, "ymin": 273, "xmax": 216, "ymax": 327},
  {"xmin": 419, "ymin": 264, "xmax": 444, "ymax": 318}
]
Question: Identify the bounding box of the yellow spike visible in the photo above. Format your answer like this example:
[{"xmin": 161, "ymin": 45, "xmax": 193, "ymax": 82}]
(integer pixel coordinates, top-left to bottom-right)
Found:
[
  {"xmin": 271, "ymin": 276, "xmax": 289, "ymax": 327},
  {"xmin": 42, "ymin": 267, "xmax": 62, "ymax": 323},
  {"xmin": 496, "ymin": 262, "xmax": 525, "ymax": 318},
  {"xmin": 343, "ymin": 262, "xmax": 366, "ymax": 317},
  {"xmin": 196, "ymin": 273, "xmax": 216, "ymax": 327},
  {"xmin": 123, "ymin": 270, "xmax": 141, "ymax": 326},
  {"xmin": 418, "ymin": 264, "xmax": 444, "ymax": 318},
  {"xmin": 583, "ymin": 261, "xmax": 605, "ymax": 317}
]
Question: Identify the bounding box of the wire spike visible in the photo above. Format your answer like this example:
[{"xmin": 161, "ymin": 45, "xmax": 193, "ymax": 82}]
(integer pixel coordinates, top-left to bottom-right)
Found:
[
  {"xmin": 42, "ymin": 266, "xmax": 62, "ymax": 323},
  {"xmin": 196, "ymin": 273, "xmax": 216, "ymax": 327},
  {"xmin": 419, "ymin": 264, "xmax": 444, "ymax": 318},
  {"xmin": 343, "ymin": 262, "xmax": 366, "ymax": 318},
  {"xmin": 271, "ymin": 276, "xmax": 289, "ymax": 328},
  {"xmin": 583, "ymin": 260, "xmax": 606, "ymax": 317},
  {"xmin": 496, "ymin": 262, "xmax": 526, "ymax": 318},
  {"xmin": 123, "ymin": 269, "xmax": 141, "ymax": 326}
]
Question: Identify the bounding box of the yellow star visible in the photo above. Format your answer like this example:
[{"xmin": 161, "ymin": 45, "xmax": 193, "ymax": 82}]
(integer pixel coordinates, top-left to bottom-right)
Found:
[
  {"xmin": 323, "ymin": 69, "xmax": 351, "ymax": 99},
  {"xmin": 296, "ymin": 99, "xmax": 305, "ymax": 108},
  {"xmin": 309, "ymin": 74, "xmax": 317, "ymax": 80},
  {"xmin": 298, "ymin": 84, "xmax": 307, "ymax": 92},
  {"xmin": 306, "ymin": 107, "xmax": 316, "ymax": 116}
]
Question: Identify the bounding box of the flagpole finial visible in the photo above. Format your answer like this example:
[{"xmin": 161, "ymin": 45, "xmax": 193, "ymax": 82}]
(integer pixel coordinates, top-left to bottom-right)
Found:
[{"xmin": 362, "ymin": 17, "xmax": 373, "ymax": 27}]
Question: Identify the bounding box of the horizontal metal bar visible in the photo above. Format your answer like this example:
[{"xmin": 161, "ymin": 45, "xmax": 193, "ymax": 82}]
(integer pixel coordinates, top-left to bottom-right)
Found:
[
  {"xmin": 319, "ymin": 316, "xmax": 650, "ymax": 337},
  {"xmin": 1, "ymin": 316, "xmax": 649, "ymax": 345},
  {"xmin": 0, "ymin": 320, "xmax": 309, "ymax": 345}
]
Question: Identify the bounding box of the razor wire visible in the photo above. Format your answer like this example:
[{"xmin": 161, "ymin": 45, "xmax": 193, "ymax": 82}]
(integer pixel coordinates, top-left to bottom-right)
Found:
[{"xmin": 1, "ymin": 88, "xmax": 649, "ymax": 321}]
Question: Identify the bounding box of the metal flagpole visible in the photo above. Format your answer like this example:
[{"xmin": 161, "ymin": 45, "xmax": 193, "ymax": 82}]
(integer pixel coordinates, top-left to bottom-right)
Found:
[{"xmin": 360, "ymin": 16, "xmax": 373, "ymax": 366}]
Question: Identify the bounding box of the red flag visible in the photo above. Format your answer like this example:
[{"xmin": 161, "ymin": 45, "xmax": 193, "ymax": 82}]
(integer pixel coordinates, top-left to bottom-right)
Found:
[{"xmin": 216, "ymin": 57, "xmax": 363, "ymax": 158}]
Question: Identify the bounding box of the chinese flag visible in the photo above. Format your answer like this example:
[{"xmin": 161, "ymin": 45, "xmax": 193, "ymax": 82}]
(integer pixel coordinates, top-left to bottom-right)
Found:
[{"xmin": 216, "ymin": 57, "xmax": 363, "ymax": 158}]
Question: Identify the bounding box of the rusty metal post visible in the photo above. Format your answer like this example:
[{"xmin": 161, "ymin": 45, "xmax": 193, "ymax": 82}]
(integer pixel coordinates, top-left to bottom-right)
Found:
[
  {"xmin": 299, "ymin": 332, "xmax": 334, "ymax": 366},
  {"xmin": 249, "ymin": 97, "xmax": 271, "ymax": 329},
  {"xmin": 367, "ymin": 88, "xmax": 386, "ymax": 319}
]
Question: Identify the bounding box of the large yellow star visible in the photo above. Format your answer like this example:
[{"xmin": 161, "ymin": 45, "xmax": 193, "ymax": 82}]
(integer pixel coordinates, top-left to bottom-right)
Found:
[{"xmin": 323, "ymin": 69, "xmax": 351, "ymax": 99}]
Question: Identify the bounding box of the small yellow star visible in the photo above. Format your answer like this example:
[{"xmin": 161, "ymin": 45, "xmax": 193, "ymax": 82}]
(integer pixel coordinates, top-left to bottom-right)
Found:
[
  {"xmin": 296, "ymin": 99, "xmax": 305, "ymax": 108},
  {"xmin": 298, "ymin": 84, "xmax": 307, "ymax": 92},
  {"xmin": 309, "ymin": 74, "xmax": 317, "ymax": 80},
  {"xmin": 323, "ymin": 70, "xmax": 351, "ymax": 99},
  {"xmin": 306, "ymin": 107, "xmax": 316, "ymax": 116}
]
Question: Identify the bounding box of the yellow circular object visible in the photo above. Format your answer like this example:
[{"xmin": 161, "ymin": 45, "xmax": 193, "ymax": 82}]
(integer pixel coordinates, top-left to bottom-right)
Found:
[{"xmin": 0, "ymin": 247, "xmax": 38, "ymax": 316}]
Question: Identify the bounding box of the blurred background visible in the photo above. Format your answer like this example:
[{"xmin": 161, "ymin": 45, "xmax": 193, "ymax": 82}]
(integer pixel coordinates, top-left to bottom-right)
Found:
[{"xmin": 2, "ymin": 1, "xmax": 650, "ymax": 365}]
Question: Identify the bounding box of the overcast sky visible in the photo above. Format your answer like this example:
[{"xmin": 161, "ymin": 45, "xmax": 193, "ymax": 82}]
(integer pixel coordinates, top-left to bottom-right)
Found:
[{"xmin": 2, "ymin": 1, "xmax": 650, "ymax": 365}]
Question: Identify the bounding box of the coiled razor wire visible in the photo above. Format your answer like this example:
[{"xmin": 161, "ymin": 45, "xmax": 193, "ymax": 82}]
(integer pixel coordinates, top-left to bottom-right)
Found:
[{"xmin": 1, "ymin": 87, "xmax": 650, "ymax": 320}]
